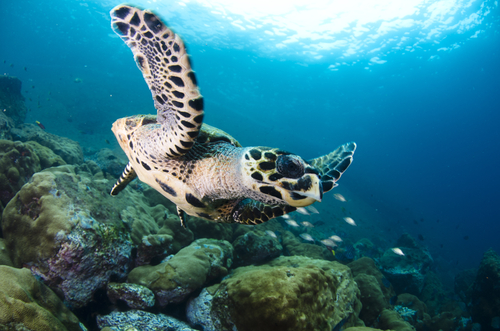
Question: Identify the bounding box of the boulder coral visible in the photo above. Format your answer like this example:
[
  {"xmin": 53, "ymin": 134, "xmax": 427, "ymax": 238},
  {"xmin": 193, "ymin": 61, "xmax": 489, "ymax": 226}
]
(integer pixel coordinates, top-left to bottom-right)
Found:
[
  {"xmin": 128, "ymin": 238, "xmax": 234, "ymax": 306},
  {"xmin": 232, "ymin": 229, "xmax": 283, "ymax": 266},
  {"xmin": 11, "ymin": 123, "xmax": 84, "ymax": 164},
  {"xmin": 0, "ymin": 139, "xmax": 65, "ymax": 213},
  {"xmin": 2, "ymin": 163, "xmax": 188, "ymax": 308},
  {"xmin": 0, "ymin": 265, "xmax": 83, "ymax": 331},
  {"xmin": 187, "ymin": 255, "xmax": 363, "ymax": 331}
]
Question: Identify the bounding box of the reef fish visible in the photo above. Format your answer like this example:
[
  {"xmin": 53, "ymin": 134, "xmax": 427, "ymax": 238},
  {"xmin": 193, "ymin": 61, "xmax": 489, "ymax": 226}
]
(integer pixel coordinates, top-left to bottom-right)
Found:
[
  {"xmin": 299, "ymin": 233, "xmax": 315, "ymax": 242},
  {"xmin": 391, "ymin": 247, "xmax": 405, "ymax": 256},
  {"xmin": 36, "ymin": 121, "xmax": 45, "ymax": 130},
  {"xmin": 343, "ymin": 217, "xmax": 357, "ymax": 226}
]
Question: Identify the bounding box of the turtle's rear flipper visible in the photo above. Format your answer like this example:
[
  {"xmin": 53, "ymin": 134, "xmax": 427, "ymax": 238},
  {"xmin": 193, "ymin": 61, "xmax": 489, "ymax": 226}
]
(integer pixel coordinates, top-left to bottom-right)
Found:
[
  {"xmin": 231, "ymin": 199, "xmax": 296, "ymax": 225},
  {"xmin": 308, "ymin": 142, "xmax": 356, "ymax": 193},
  {"xmin": 110, "ymin": 162, "xmax": 137, "ymax": 196}
]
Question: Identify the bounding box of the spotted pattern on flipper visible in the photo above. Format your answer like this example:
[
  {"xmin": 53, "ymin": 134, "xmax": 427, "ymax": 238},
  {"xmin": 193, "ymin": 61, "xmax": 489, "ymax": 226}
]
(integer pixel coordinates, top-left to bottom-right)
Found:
[
  {"xmin": 111, "ymin": 5, "xmax": 203, "ymax": 157},
  {"xmin": 110, "ymin": 162, "xmax": 137, "ymax": 196},
  {"xmin": 231, "ymin": 199, "xmax": 296, "ymax": 225},
  {"xmin": 307, "ymin": 142, "xmax": 356, "ymax": 193}
]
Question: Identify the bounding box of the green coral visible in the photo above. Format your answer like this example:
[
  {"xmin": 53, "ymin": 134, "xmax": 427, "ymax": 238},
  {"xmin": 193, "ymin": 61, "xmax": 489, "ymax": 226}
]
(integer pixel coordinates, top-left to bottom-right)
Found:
[
  {"xmin": 128, "ymin": 239, "xmax": 233, "ymax": 306},
  {"xmin": 0, "ymin": 266, "xmax": 82, "ymax": 331},
  {"xmin": 196, "ymin": 256, "xmax": 362, "ymax": 331}
]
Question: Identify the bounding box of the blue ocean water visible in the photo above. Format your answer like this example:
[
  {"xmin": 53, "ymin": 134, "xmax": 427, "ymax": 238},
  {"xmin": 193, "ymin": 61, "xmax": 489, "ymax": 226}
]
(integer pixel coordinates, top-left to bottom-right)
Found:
[{"xmin": 1, "ymin": 0, "xmax": 499, "ymax": 282}]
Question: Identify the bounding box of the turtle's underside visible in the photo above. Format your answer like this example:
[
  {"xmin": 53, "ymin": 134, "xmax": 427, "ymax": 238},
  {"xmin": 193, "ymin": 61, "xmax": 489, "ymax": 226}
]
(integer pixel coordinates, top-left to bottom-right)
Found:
[{"xmin": 109, "ymin": 5, "xmax": 356, "ymax": 226}]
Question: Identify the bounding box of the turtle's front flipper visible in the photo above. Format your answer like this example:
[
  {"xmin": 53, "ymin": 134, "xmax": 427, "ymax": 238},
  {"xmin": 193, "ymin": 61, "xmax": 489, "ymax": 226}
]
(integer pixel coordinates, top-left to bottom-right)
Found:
[
  {"xmin": 231, "ymin": 199, "xmax": 296, "ymax": 225},
  {"xmin": 110, "ymin": 5, "xmax": 204, "ymax": 157},
  {"xmin": 110, "ymin": 162, "xmax": 137, "ymax": 196},
  {"xmin": 308, "ymin": 142, "xmax": 356, "ymax": 193}
]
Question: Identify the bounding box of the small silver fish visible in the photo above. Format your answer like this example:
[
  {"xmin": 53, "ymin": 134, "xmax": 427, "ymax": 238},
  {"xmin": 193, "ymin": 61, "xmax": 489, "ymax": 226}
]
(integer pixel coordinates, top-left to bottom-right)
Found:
[
  {"xmin": 343, "ymin": 217, "xmax": 357, "ymax": 226},
  {"xmin": 265, "ymin": 230, "xmax": 277, "ymax": 238},
  {"xmin": 285, "ymin": 220, "xmax": 300, "ymax": 227},
  {"xmin": 281, "ymin": 214, "xmax": 291, "ymax": 220},
  {"xmin": 296, "ymin": 207, "xmax": 310, "ymax": 215},
  {"xmin": 299, "ymin": 233, "xmax": 315, "ymax": 242},
  {"xmin": 306, "ymin": 205, "xmax": 319, "ymax": 214},
  {"xmin": 301, "ymin": 221, "xmax": 314, "ymax": 228},
  {"xmin": 329, "ymin": 235, "xmax": 343, "ymax": 242},
  {"xmin": 320, "ymin": 239, "xmax": 337, "ymax": 247},
  {"xmin": 391, "ymin": 247, "xmax": 405, "ymax": 256},
  {"xmin": 334, "ymin": 193, "xmax": 347, "ymax": 202}
]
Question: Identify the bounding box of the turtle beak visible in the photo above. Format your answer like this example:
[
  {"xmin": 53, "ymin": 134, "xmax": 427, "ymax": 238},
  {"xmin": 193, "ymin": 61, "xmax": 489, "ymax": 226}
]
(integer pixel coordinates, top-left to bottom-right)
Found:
[{"xmin": 283, "ymin": 174, "xmax": 323, "ymax": 207}]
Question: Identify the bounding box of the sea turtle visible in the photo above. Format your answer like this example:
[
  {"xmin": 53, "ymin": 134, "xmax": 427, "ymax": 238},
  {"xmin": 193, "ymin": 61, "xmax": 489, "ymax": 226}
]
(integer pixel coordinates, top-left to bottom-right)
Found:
[{"xmin": 109, "ymin": 5, "xmax": 356, "ymax": 226}]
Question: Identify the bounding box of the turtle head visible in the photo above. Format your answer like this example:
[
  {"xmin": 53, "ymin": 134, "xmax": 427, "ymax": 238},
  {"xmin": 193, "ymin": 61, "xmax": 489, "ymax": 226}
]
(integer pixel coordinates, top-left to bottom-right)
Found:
[{"xmin": 241, "ymin": 147, "xmax": 323, "ymax": 207}]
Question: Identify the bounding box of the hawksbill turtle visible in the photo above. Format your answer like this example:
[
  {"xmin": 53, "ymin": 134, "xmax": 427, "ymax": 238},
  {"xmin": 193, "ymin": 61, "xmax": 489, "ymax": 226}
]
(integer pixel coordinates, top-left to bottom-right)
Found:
[{"xmin": 109, "ymin": 5, "xmax": 356, "ymax": 226}]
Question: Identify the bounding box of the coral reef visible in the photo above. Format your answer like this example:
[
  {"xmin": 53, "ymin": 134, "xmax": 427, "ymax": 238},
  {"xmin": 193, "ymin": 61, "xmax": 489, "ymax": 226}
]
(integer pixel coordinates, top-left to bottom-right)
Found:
[
  {"xmin": 0, "ymin": 265, "xmax": 83, "ymax": 331},
  {"xmin": 0, "ymin": 76, "xmax": 27, "ymax": 126},
  {"xmin": 282, "ymin": 230, "xmax": 333, "ymax": 260},
  {"xmin": 0, "ymin": 112, "xmax": 14, "ymax": 140},
  {"xmin": 106, "ymin": 282, "xmax": 155, "ymax": 310},
  {"xmin": 84, "ymin": 148, "xmax": 126, "ymax": 177},
  {"xmin": 11, "ymin": 123, "xmax": 84, "ymax": 164},
  {"xmin": 187, "ymin": 216, "xmax": 234, "ymax": 242},
  {"xmin": 374, "ymin": 309, "xmax": 415, "ymax": 331},
  {"xmin": 1, "ymin": 163, "xmax": 186, "ymax": 308},
  {"xmin": 0, "ymin": 140, "xmax": 65, "ymax": 213},
  {"xmin": 0, "ymin": 238, "xmax": 13, "ymax": 266},
  {"xmin": 97, "ymin": 310, "xmax": 196, "ymax": 331},
  {"xmin": 348, "ymin": 258, "xmax": 396, "ymax": 326},
  {"xmin": 380, "ymin": 234, "xmax": 433, "ymax": 295},
  {"xmin": 186, "ymin": 255, "xmax": 363, "ymax": 331},
  {"xmin": 470, "ymin": 248, "xmax": 500, "ymax": 330},
  {"xmin": 232, "ymin": 229, "xmax": 282, "ymax": 266},
  {"xmin": 128, "ymin": 238, "xmax": 233, "ymax": 306},
  {"xmin": 394, "ymin": 293, "xmax": 431, "ymax": 331}
]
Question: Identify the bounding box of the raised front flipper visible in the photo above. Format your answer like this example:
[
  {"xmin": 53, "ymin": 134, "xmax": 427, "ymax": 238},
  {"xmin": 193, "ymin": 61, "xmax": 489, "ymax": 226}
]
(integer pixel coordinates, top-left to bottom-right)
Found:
[
  {"xmin": 110, "ymin": 162, "xmax": 137, "ymax": 196},
  {"xmin": 231, "ymin": 199, "xmax": 297, "ymax": 225},
  {"xmin": 110, "ymin": 5, "xmax": 204, "ymax": 157},
  {"xmin": 308, "ymin": 142, "xmax": 356, "ymax": 193}
]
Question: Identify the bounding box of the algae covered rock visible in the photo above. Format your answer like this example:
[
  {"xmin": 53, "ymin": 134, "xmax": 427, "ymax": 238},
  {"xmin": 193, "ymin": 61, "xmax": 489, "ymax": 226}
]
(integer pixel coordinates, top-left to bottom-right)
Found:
[
  {"xmin": 12, "ymin": 123, "xmax": 84, "ymax": 164},
  {"xmin": 1, "ymin": 164, "xmax": 183, "ymax": 308},
  {"xmin": 374, "ymin": 309, "xmax": 415, "ymax": 331},
  {"xmin": 97, "ymin": 310, "xmax": 196, "ymax": 331},
  {"xmin": 187, "ymin": 255, "xmax": 362, "ymax": 331},
  {"xmin": 0, "ymin": 140, "xmax": 65, "ymax": 211},
  {"xmin": 0, "ymin": 111, "xmax": 14, "ymax": 140},
  {"xmin": 232, "ymin": 229, "xmax": 282, "ymax": 266},
  {"xmin": 106, "ymin": 282, "xmax": 155, "ymax": 310},
  {"xmin": 0, "ymin": 265, "xmax": 83, "ymax": 331},
  {"xmin": 380, "ymin": 234, "xmax": 433, "ymax": 296},
  {"xmin": 0, "ymin": 239, "xmax": 13, "ymax": 266},
  {"xmin": 282, "ymin": 230, "xmax": 333, "ymax": 260},
  {"xmin": 128, "ymin": 238, "xmax": 234, "ymax": 306}
]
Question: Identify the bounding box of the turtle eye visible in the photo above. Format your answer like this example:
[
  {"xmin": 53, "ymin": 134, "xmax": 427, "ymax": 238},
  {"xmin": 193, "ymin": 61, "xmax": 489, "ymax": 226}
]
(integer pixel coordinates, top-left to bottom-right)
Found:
[{"xmin": 276, "ymin": 155, "xmax": 304, "ymax": 179}]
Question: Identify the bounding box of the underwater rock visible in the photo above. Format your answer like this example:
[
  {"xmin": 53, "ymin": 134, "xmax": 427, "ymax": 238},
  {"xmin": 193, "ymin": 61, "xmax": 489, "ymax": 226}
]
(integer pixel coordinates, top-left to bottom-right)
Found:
[
  {"xmin": 0, "ymin": 139, "xmax": 65, "ymax": 214},
  {"xmin": 96, "ymin": 310, "xmax": 196, "ymax": 331},
  {"xmin": 11, "ymin": 123, "xmax": 84, "ymax": 164},
  {"xmin": 232, "ymin": 229, "xmax": 283, "ymax": 266},
  {"xmin": 0, "ymin": 239, "xmax": 13, "ymax": 266},
  {"xmin": 419, "ymin": 271, "xmax": 452, "ymax": 317},
  {"xmin": 348, "ymin": 257, "xmax": 396, "ymax": 303},
  {"xmin": 0, "ymin": 111, "xmax": 14, "ymax": 140},
  {"xmin": 470, "ymin": 248, "xmax": 500, "ymax": 329},
  {"xmin": 454, "ymin": 268, "xmax": 477, "ymax": 304},
  {"xmin": 0, "ymin": 265, "xmax": 83, "ymax": 331},
  {"xmin": 106, "ymin": 282, "xmax": 155, "ymax": 310},
  {"xmin": 128, "ymin": 238, "xmax": 233, "ymax": 306},
  {"xmin": 353, "ymin": 238, "xmax": 383, "ymax": 260},
  {"xmin": 84, "ymin": 148, "xmax": 126, "ymax": 177},
  {"xmin": 428, "ymin": 311, "xmax": 472, "ymax": 331},
  {"xmin": 186, "ymin": 255, "xmax": 363, "ymax": 331},
  {"xmin": 394, "ymin": 293, "xmax": 431, "ymax": 331},
  {"xmin": 0, "ymin": 76, "xmax": 27, "ymax": 126},
  {"xmin": 1, "ymin": 164, "xmax": 183, "ymax": 308},
  {"xmin": 281, "ymin": 230, "xmax": 333, "ymax": 261},
  {"xmin": 354, "ymin": 273, "xmax": 390, "ymax": 326},
  {"xmin": 374, "ymin": 309, "xmax": 415, "ymax": 331},
  {"xmin": 380, "ymin": 234, "xmax": 433, "ymax": 296},
  {"xmin": 187, "ymin": 216, "xmax": 234, "ymax": 242}
]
